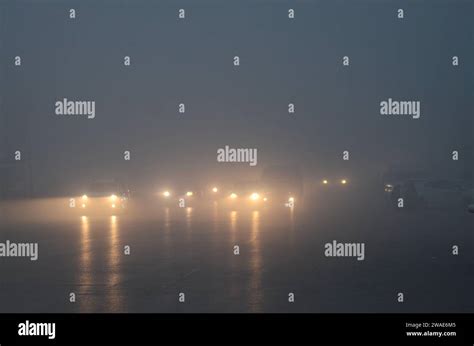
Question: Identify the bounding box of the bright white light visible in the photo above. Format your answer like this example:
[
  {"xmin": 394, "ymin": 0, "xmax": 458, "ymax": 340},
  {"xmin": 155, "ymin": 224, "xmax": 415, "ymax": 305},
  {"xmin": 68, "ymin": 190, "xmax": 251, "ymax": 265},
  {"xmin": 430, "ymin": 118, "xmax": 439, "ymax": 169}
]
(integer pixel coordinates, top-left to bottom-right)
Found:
[
  {"xmin": 163, "ymin": 191, "xmax": 171, "ymax": 197},
  {"xmin": 323, "ymin": 180, "xmax": 328, "ymax": 185},
  {"xmin": 250, "ymin": 193, "xmax": 260, "ymax": 201},
  {"xmin": 341, "ymin": 179, "xmax": 347, "ymax": 185},
  {"xmin": 230, "ymin": 193, "xmax": 237, "ymax": 199},
  {"xmin": 186, "ymin": 191, "xmax": 193, "ymax": 197},
  {"xmin": 110, "ymin": 194, "xmax": 117, "ymax": 201},
  {"xmin": 212, "ymin": 187, "xmax": 218, "ymax": 193},
  {"xmin": 82, "ymin": 194, "xmax": 88, "ymax": 200},
  {"xmin": 288, "ymin": 197, "xmax": 295, "ymax": 202}
]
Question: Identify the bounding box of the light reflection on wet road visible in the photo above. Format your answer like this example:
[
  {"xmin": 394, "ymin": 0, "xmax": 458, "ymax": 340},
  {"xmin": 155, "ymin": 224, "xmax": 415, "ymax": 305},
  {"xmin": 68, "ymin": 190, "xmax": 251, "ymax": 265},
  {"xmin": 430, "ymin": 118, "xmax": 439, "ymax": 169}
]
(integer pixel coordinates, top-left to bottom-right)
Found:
[
  {"xmin": 78, "ymin": 216, "xmax": 93, "ymax": 312},
  {"xmin": 107, "ymin": 215, "xmax": 123, "ymax": 312},
  {"xmin": 248, "ymin": 210, "xmax": 262, "ymax": 312},
  {"xmin": 0, "ymin": 195, "xmax": 473, "ymax": 313}
]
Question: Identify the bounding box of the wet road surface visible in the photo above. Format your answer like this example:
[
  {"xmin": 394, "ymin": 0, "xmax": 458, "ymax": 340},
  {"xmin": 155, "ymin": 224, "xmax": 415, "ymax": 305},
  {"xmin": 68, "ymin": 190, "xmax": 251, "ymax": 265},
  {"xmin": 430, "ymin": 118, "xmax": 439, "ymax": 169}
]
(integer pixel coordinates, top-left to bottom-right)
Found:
[{"xmin": 0, "ymin": 191, "xmax": 473, "ymax": 313}]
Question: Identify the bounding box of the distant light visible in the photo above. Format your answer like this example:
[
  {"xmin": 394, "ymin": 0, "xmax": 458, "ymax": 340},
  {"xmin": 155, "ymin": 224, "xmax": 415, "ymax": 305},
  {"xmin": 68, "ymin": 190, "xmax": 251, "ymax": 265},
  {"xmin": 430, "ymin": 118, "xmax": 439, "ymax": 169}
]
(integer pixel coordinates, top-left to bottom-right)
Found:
[
  {"xmin": 112, "ymin": 204, "xmax": 116, "ymax": 208},
  {"xmin": 110, "ymin": 194, "xmax": 117, "ymax": 201},
  {"xmin": 263, "ymin": 197, "xmax": 268, "ymax": 202},
  {"xmin": 163, "ymin": 191, "xmax": 171, "ymax": 197},
  {"xmin": 186, "ymin": 191, "xmax": 193, "ymax": 197},
  {"xmin": 82, "ymin": 204, "xmax": 86, "ymax": 208},
  {"xmin": 250, "ymin": 192, "xmax": 260, "ymax": 201},
  {"xmin": 212, "ymin": 187, "xmax": 218, "ymax": 193},
  {"xmin": 230, "ymin": 193, "xmax": 237, "ymax": 199},
  {"xmin": 82, "ymin": 194, "xmax": 88, "ymax": 200},
  {"xmin": 288, "ymin": 197, "xmax": 295, "ymax": 202},
  {"xmin": 323, "ymin": 180, "xmax": 328, "ymax": 185},
  {"xmin": 341, "ymin": 179, "xmax": 347, "ymax": 185}
]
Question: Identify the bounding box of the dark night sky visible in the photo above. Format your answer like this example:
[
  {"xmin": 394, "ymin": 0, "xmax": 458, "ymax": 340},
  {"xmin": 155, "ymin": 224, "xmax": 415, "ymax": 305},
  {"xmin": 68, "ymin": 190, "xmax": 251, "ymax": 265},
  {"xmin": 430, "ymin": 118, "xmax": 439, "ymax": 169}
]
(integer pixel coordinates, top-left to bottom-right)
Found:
[{"xmin": 0, "ymin": 0, "xmax": 472, "ymax": 194}]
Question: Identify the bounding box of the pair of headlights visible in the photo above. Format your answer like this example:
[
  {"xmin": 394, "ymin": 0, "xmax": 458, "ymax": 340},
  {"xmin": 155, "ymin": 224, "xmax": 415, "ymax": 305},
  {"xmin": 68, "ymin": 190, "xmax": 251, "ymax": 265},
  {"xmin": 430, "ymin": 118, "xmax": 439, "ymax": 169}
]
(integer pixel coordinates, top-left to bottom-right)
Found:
[
  {"xmin": 82, "ymin": 194, "xmax": 118, "ymax": 201},
  {"xmin": 323, "ymin": 179, "xmax": 347, "ymax": 185},
  {"xmin": 229, "ymin": 192, "xmax": 261, "ymax": 200},
  {"xmin": 79, "ymin": 194, "xmax": 119, "ymax": 209},
  {"xmin": 162, "ymin": 187, "xmax": 226, "ymax": 197},
  {"xmin": 162, "ymin": 191, "xmax": 193, "ymax": 198},
  {"xmin": 231, "ymin": 193, "xmax": 292, "ymax": 203}
]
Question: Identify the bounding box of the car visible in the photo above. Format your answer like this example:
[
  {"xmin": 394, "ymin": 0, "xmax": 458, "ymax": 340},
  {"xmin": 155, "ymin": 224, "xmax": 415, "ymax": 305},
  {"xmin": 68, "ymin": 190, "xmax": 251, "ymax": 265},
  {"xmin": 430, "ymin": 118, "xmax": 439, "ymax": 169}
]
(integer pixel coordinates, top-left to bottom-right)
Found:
[
  {"xmin": 158, "ymin": 184, "xmax": 201, "ymax": 207},
  {"xmin": 202, "ymin": 184, "xmax": 226, "ymax": 200},
  {"xmin": 388, "ymin": 179, "xmax": 473, "ymax": 210},
  {"xmin": 319, "ymin": 177, "xmax": 349, "ymax": 188},
  {"xmin": 224, "ymin": 181, "xmax": 268, "ymax": 208},
  {"xmin": 80, "ymin": 180, "xmax": 129, "ymax": 214},
  {"xmin": 259, "ymin": 166, "xmax": 303, "ymax": 207}
]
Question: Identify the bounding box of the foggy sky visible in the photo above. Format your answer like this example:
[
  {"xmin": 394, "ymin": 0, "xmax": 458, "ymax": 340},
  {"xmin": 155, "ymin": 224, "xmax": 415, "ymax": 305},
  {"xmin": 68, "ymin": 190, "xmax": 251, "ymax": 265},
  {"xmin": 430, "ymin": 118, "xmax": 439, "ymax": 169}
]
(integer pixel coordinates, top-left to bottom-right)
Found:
[{"xmin": 0, "ymin": 0, "xmax": 472, "ymax": 195}]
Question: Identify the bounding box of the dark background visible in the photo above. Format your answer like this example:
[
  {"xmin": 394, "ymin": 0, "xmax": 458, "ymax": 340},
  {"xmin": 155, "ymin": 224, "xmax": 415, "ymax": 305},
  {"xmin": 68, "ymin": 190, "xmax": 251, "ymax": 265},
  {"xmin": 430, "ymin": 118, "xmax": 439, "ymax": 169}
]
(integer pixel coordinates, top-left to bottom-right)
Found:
[
  {"xmin": 0, "ymin": 0, "xmax": 472, "ymax": 315},
  {"xmin": 0, "ymin": 0, "xmax": 472, "ymax": 196}
]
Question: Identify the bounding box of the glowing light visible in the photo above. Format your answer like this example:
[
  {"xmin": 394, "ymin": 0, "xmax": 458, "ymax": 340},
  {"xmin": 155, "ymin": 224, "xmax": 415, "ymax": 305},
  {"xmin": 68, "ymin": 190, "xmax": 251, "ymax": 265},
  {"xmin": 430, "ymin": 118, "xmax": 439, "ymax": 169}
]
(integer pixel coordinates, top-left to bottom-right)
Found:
[
  {"xmin": 82, "ymin": 194, "xmax": 88, "ymax": 200},
  {"xmin": 341, "ymin": 179, "xmax": 347, "ymax": 185},
  {"xmin": 163, "ymin": 191, "xmax": 171, "ymax": 197},
  {"xmin": 110, "ymin": 194, "xmax": 117, "ymax": 201},
  {"xmin": 250, "ymin": 192, "xmax": 260, "ymax": 201},
  {"xmin": 263, "ymin": 197, "xmax": 268, "ymax": 202},
  {"xmin": 323, "ymin": 180, "xmax": 328, "ymax": 185},
  {"xmin": 212, "ymin": 187, "xmax": 218, "ymax": 193},
  {"xmin": 112, "ymin": 204, "xmax": 116, "ymax": 208},
  {"xmin": 230, "ymin": 193, "xmax": 237, "ymax": 199},
  {"xmin": 82, "ymin": 204, "xmax": 86, "ymax": 208},
  {"xmin": 288, "ymin": 197, "xmax": 295, "ymax": 202},
  {"xmin": 186, "ymin": 191, "xmax": 193, "ymax": 197}
]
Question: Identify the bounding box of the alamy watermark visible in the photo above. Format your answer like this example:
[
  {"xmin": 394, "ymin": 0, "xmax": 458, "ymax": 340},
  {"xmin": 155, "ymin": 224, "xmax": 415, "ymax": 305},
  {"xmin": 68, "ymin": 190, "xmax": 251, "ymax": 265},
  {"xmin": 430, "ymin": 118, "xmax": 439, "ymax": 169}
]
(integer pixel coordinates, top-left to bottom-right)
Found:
[
  {"xmin": 0, "ymin": 240, "xmax": 38, "ymax": 261},
  {"xmin": 324, "ymin": 240, "xmax": 365, "ymax": 261},
  {"xmin": 55, "ymin": 98, "xmax": 95, "ymax": 119},
  {"xmin": 18, "ymin": 320, "xmax": 55, "ymax": 339},
  {"xmin": 217, "ymin": 145, "xmax": 257, "ymax": 166},
  {"xmin": 380, "ymin": 98, "xmax": 420, "ymax": 119}
]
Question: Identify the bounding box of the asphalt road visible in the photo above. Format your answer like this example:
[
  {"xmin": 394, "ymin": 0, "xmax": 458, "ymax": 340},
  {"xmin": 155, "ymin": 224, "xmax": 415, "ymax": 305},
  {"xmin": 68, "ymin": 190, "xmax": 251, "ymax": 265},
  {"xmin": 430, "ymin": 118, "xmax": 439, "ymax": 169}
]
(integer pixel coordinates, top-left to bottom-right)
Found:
[{"xmin": 0, "ymin": 190, "xmax": 472, "ymax": 313}]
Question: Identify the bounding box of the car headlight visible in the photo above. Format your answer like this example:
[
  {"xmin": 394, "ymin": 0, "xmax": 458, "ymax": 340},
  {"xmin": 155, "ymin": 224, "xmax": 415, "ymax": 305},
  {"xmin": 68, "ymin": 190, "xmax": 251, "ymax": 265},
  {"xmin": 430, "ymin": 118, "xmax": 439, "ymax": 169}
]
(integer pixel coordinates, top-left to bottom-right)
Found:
[{"xmin": 250, "ymin": 193, "xmax": 260, "ymax": 201}]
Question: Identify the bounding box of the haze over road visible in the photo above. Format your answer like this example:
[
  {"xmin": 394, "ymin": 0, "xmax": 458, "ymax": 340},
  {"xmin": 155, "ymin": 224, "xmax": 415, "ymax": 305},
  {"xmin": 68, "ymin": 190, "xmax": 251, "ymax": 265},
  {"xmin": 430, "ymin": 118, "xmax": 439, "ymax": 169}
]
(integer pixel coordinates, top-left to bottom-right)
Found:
[{"xmin": 1, "ymin": 191, "xmax": 472, "ymax": 313}]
